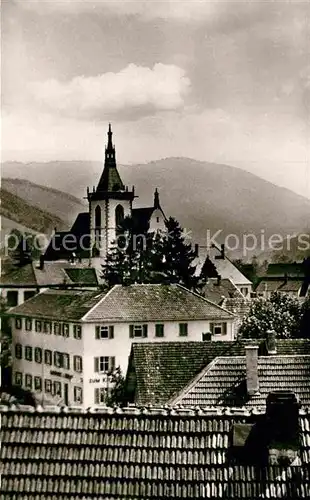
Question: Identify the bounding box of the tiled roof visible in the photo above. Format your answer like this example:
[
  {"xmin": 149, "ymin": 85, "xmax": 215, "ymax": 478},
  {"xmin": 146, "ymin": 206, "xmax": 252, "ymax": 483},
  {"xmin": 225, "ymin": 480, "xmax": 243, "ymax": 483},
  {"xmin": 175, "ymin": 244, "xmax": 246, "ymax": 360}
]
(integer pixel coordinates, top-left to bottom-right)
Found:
[
  {"xmin": 7, "ymin": 289, "xmax": 105, "ymax": 321},
  {"xmin": 84, "ymin": 284, "xmax": 235, "ymax": 322},
  {"xmin": 195, "ymin": 250, "xmax": 252, "ymax": 285},
  {"xmin": 172, "ymin": 355, "xmax": 310, "ymax": 408},
  {"xmin": 1, "ymin": 405, "xmax": 310, "ymax": 499},
  {"xmin": 255, "ymin": 280, "xmax": 286, "ymax": 293},
  {"xmin": 279, "ymin": 280, "xmax": 304, "ymax": 292},
  {"xmin": 266, "ymin": 263, "xmax": 305, "ymax": 278},
  {"xmin": 126, "ymin": 339, "xmax": 310, "ymax": 406},
  {"xmin": 96, "ymin": 163, "xmax": 125, "ymax": 192},
  {"xmin": 0, "ymin": 262, "xmax": 37, "ymax": 286},
  {"xmin": 201, "ymin": 278, "xmax": 243, "ymax": 304},
  {"xmin": 63, "ymin": 267, "xmax": 98, "ymax": 285}
]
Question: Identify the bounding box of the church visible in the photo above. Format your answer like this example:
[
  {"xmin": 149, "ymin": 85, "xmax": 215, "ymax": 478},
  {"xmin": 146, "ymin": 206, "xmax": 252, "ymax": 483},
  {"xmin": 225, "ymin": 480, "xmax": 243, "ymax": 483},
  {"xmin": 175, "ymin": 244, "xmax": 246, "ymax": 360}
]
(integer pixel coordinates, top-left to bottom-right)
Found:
[{"xmin": 43, "ymin": 124, "xmax": 167, "ymax": 270}]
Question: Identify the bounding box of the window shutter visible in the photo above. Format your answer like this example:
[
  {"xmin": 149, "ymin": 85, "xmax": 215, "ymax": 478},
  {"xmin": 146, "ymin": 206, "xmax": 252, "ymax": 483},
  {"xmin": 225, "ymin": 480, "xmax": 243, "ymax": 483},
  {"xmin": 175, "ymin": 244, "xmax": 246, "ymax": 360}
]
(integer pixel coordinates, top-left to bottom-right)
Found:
[
  {"xmin": 142, "ymin": 324, "xmax": 148, "ymax": 338},
  {"xmin": 129, "ymin": 325, "xmax": 134, "ymax": 338},
  {"xmin": 109, "ymin": 325, "xmax": 114, "ymax": 339},
  {"xmin": 95, "ymin": 388, "xmax": 99, "ymax": 405},
  {"xmin": 95, "ymin": 326, "xmax": 100, "ymax": 339},
  {"xmin": 222, "ymin": 322, "xmax": 227, "ymax": 335},
  {"xmin": 94, "ymin": 357, "xmax": 99, "ymax": 373},
  {"xmin": 210, "ymin": 323, "xmax": 214, "ymax": 334},
  {"xmin": 110, "ymin": 357, "xmax": 115, "ymax": 372}
]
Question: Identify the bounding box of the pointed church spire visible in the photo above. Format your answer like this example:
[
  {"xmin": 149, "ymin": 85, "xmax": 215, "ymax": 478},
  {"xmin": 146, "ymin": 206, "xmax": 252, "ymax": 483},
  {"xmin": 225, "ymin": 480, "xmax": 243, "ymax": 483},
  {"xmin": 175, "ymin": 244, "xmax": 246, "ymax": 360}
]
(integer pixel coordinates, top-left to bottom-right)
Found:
[
  {"xmin": 107, "ymin": 123, "xmax": 113, "ymax": 152},
  {"xmin": 154, "ymin": 188, "xmax": 160, "ymax": 209}
]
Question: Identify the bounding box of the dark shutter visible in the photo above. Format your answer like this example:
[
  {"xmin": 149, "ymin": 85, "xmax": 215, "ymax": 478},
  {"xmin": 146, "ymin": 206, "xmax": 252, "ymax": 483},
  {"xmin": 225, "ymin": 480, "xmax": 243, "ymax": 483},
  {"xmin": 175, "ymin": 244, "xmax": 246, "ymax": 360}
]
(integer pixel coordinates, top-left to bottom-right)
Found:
[
  {"xmin": 94, "ymin": 357, "xmax": 99, "ymax": 372},
  {"xmin": 95, "ymin": 326, "xmax": 100, "ymax": 339},
  {"xmin": 95, "ymin": 388, "xmax": 99, "ymax": 404},
  {"xmin": 129, "ymin": 325, "xmax": 134, "ymax": 338},
  {"xmin": 222, "ymin": 322, "xmax": 227, "ymax": 335},
  {"xmin": 210, "ymin": 323, "xmax": 214, "ymax": 334},
  {"xmin": 109, "ymin": 325, "xmax": 114, "ymax": 339},
  {"xmin": 110, "ymin": 357, "xmax": 115, "ymax": 372},
  {"xmin": 142, "ymin": 324, "xmax": 148, "ymax": 338}
]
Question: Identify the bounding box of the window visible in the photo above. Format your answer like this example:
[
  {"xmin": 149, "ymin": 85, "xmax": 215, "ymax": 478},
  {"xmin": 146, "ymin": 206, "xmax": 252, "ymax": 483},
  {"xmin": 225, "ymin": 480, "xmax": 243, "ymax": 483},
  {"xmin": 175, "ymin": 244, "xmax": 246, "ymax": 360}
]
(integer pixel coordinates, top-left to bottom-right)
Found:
[
  {"xmin": 35, "ymin": 320, "xmax": 42, "ymax": 333},
  {"xmin": 34, "ymin": 376, "xmax": 42, "ymax": 392},
  {"xmin": 53, "ymin": 381, "xmax": 62, "ymax": 397},
  {"xmin": 179, "ymin": 323, "xmax": 188, "ymax": 337},
  {"xmin": 54, "ymin": 322, "xmax": 61, "ymax": 335},
  {"xmin": 240, "ymin": 287, "xmax": 249, "ymax": 297},
  {"xmin": 94, "ymin": 356, "xmax": 115, "ymax": 373},
  {"xmin": 15, "ymin": 372, "xmax": 22, "ymax": 386},
  {"xmin": 95, "ymin": 205, "xmax": 101, "ymax": 229},
  {"xmin": 129, "ymin": 324, "xmax": 148, "ymax": 338},
  {"xmin": 54, "ymin": 351, "xmax": 63, "ymax": 368},
  {"xmin": 15, "ymin": 317, "xmax": 22, "ymax": 329},
  {"xmin": 156, "ymin": 217, "xmax": 160, "ymax": 223},
  {"xmin": 25, "ymin": 318, "xmax": 32, "ymax": 331},
  {"xmin": 62, "ymin": 353, "xmax": 70, "ymax": 370},
  {"xmin": 62, "ymin": 323, "xmax": 69, "ymax": 337},
  {"xmin": 34, "ymin": 347, "xmax": 42, "ymax": 364},
  {"xmin": 73, "ymin": 355, "xmax": 83, "ymax": 373},
  {"xmin": 45, "ymin": 379, "xmax": 52, "ymax": 393},
  {"xmin": 95, "ymin": 325, "xmax": 114, "ymax": 339},
  {"xmin": 44, "ymin": 349, "xmax": 52, "ymax": 365},
  {"xmin": 94, "ymin": 387, "xmax": 110, "ymax": 405},
  {"xmin": 202, "ymin": 332, "xmax": 212, "ymax": 341},
  {"xmin": 73, "ymin": 324, "xmax": 82, "ymax": 339},
  {"xmin": 43, "ymin": 321, "xmax": 52, "ymax": 334},
  {"xmin": 7, "ymin": 291, "xmax": 18, "ymax": 307},
  {"xmin": 210, "ymin": 322, "xmax": 227, "ymax": 336},
  {"xmin": 25, "ymin": 346, "xmax": 33, "ymax": 361},
  {"xmin": 24, "ymin": 291, "xmax": 36, "ymax": 302},
  {"xmin": 155, "ymin": 324, "xmax": 164, "ymax": 337},
  {"xmin": 25, "ymin": 374, "xmax": 32, "ymax": 389},
  {"xmin": 74, "ymin": 386, "xmax": 83, "ymax": 404},
  {"xmin": 15, "ymin": 343, "xmax": 22, "ymax": 359}
]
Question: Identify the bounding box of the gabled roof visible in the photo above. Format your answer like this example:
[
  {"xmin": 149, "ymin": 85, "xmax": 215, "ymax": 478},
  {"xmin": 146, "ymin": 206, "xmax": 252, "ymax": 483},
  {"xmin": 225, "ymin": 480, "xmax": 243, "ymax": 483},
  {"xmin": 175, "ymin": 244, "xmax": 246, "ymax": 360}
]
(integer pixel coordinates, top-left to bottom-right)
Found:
[
  {"xmin": 195, "ymin": 249, "xmax": 252, "ymax": 286},
  {"xmin": 132, "ymin": 207, "xmax": 156, "ymax": 233},
  {"xmin": 202, "ymin": 278, "xmax": 243, "ymax": 304},
  {"xmin": 1, "ymin": 405, "xmax": 310, "ymax": 499},
  {"xmin": 7, "ymin": 289, "xmax": 105, "ymax": 321},
  {"xmin": 83, "ymin": 283, "xmax": 235, "ymax": 322},
  {"xmin": 125, "ymin": 339, "xmax": 310, "ymax": 406},
  {"xmin": 0, "ymin": 262, "xmax": 37, "ymax": 286},
  {"xmin": 171, "ymin": 355, "xmax": 310, "ymax": 408},
  {"xmin": 266, "ymin": 262, "xmax": 305, "ymax": 278}
]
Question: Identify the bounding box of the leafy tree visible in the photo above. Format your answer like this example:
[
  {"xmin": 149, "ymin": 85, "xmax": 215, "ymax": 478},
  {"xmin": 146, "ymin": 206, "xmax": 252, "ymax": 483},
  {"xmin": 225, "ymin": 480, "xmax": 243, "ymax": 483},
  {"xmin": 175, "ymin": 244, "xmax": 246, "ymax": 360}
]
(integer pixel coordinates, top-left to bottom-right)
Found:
[
  {"xmin": 300, "ymin": 298, "xmax": 310, "ymax": 338},
  {"xmin": 239, "ymin": 292, "xmax": 302, "ymax": 339},
  {"xmin": 106, "ymin": 366, "xmax": 127, "ymax": 406},
  {"xmin": 103, "ymin": 216, "xmax": 204, "ymax": 290}
]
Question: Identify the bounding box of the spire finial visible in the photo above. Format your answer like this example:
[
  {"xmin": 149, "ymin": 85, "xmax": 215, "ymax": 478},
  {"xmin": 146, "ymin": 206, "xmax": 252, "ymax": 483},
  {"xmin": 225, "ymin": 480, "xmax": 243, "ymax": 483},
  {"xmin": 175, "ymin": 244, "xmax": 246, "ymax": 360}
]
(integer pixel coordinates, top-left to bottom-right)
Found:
[
  {"xmin": 107, "ymin": 123, "xmax": 113, "ymax": 149},
  {"xmin": 154, "ymin": 188, "xmax": 160, "ymax": 209}
]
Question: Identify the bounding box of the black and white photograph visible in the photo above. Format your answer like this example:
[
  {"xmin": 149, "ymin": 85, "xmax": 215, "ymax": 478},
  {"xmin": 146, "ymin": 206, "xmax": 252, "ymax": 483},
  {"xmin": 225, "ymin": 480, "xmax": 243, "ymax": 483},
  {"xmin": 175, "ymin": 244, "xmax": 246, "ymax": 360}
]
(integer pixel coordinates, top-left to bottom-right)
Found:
[{"xmin": 1, "ymin": 0, "xmax": 310, "ymax": 498}]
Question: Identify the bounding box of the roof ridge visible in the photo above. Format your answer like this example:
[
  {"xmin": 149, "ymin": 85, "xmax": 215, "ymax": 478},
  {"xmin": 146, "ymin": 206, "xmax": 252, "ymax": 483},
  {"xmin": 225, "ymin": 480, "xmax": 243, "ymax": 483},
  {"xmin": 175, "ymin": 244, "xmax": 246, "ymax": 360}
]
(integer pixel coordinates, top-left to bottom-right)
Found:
[{"xmin": 175, "ymin": 284, "xmax": 236, "ymax": 317}]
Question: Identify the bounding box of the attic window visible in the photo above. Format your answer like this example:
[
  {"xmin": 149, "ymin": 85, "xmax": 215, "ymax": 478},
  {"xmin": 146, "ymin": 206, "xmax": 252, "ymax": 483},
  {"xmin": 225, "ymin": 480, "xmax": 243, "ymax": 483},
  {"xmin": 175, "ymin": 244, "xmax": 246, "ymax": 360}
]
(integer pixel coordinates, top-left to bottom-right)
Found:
[{"xmin": 210, "ymin": 322, "xmax": 227, "ymax": 335}]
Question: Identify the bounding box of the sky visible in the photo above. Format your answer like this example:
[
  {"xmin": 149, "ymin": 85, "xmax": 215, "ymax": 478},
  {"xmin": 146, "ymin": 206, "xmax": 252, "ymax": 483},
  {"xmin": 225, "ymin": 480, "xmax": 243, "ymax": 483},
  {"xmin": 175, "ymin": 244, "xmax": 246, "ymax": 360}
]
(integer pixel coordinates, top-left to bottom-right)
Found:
[{"xmin": 2, "ymin": 0, "xmax": 310, "ymax": 198}]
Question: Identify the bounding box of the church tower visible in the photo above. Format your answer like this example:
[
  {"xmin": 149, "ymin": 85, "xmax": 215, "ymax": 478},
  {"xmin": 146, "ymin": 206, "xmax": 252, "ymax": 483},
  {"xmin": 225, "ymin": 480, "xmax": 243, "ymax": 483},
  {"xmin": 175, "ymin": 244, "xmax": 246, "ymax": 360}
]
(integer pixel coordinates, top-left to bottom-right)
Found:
[{"xmin": 87, "ymin": 124, "xmax": 135, "ymax": 266}]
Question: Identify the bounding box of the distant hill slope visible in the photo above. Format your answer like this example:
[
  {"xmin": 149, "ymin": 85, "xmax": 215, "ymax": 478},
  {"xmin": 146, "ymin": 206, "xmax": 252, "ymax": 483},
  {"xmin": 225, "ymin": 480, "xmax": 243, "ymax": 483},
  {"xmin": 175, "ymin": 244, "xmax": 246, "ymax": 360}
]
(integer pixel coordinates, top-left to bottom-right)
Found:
[
  {"xmin": 1, "ymin": 177, "xmax": 85, "ymax": 225},
  {"xmin": 0, "ymin": 188, "xmax": 66, "ymax": 236},
  {"xmin": 2, "ymin": 158, "xmax": 310, "ymax": 258}
]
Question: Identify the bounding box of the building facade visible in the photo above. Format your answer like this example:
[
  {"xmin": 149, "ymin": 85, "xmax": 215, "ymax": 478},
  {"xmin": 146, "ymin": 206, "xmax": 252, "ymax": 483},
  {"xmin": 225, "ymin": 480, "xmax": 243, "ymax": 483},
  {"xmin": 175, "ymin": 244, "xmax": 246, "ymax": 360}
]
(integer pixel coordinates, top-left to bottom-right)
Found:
[{"xmin": 9, "ymin": 284, "xmax": 236, "ymax": 408}]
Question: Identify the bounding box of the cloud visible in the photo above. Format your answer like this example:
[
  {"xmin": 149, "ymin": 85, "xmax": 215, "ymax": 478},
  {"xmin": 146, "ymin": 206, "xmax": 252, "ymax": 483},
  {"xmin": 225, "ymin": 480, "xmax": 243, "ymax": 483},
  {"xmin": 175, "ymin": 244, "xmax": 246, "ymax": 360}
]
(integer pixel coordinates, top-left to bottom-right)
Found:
[
  {"xmin": 29, "ymin": 63, "xmax": 190, "ymax": 120},
  {"xmin": 16, "ymin": 0, "xmax": 221, "ymax": 21}
]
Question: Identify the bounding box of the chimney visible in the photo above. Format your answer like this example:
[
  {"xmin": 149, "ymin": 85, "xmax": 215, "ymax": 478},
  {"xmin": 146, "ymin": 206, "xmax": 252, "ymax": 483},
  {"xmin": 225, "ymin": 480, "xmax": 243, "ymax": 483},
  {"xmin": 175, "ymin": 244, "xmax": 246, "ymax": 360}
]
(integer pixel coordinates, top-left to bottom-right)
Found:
[
  {"xmin": 266, "ymin": 329, "xmax": 277, "ymax": 354},
  {"xmin": 39, "ymin": 255, "xmax": 44, "ymax": 270},
  {"xmin": 245, "ymin": 345, "xmax": 259, "ymax": 396}
]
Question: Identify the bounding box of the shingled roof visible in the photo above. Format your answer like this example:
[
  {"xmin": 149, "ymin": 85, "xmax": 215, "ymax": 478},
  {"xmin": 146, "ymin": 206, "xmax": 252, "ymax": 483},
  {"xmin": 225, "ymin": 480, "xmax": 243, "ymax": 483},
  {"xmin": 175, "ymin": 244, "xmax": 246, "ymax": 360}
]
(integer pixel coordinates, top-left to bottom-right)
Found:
[
  {"xmin": 8, "ymin": 289, "xmax": 105, "ymax": 321},
  {"xmin": 125, "ymin": 339, "xmax": 310, "ymax": 406},
  {"xmin": 1, "ymin": 405, "xmax": 310, "ymax": 499},
  {"xmin": 84, "ymin": 284, "xmax": 235, "ymax": 322},
  {"xmin": 171, "ymin": 355, "xmax": 310, "ymax": 408}
]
